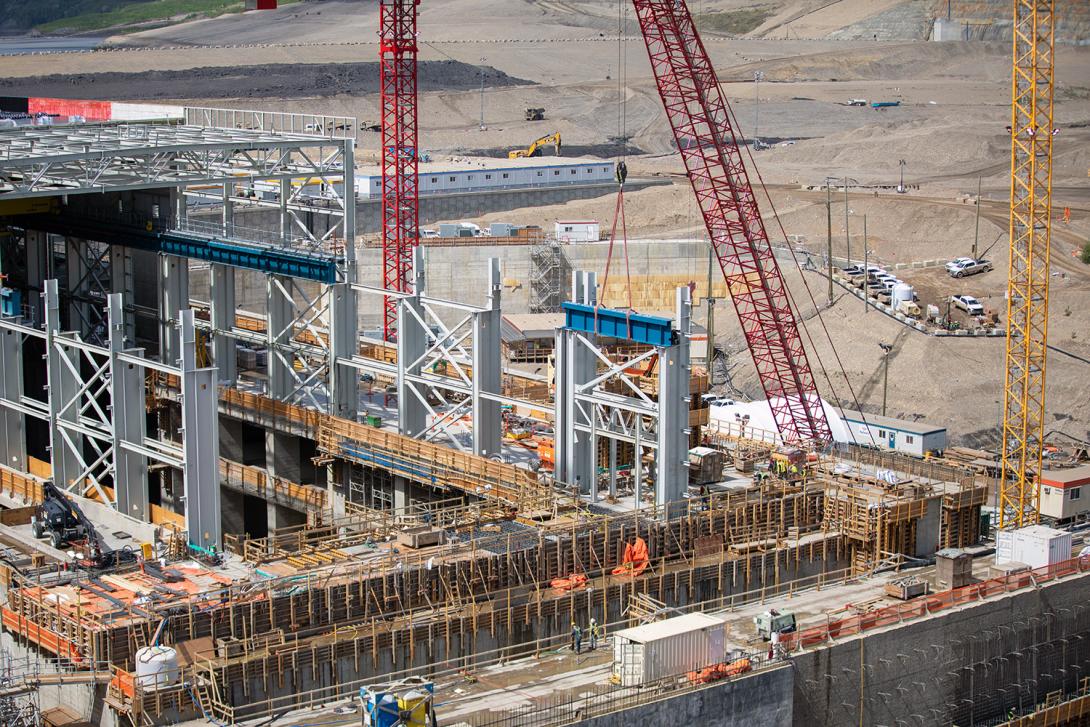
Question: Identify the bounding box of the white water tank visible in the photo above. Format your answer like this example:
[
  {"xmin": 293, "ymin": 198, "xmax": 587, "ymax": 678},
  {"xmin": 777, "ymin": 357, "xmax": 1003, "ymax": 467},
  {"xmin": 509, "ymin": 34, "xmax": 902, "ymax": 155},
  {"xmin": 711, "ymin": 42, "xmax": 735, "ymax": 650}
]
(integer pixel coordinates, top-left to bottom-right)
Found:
[
  {"xmin": 134, "ymin": 646, "xmax": 180, "ymax": 691},
  {"xmin": 892, "ymin": 283, "xmax": 914, "ymax": 303}
]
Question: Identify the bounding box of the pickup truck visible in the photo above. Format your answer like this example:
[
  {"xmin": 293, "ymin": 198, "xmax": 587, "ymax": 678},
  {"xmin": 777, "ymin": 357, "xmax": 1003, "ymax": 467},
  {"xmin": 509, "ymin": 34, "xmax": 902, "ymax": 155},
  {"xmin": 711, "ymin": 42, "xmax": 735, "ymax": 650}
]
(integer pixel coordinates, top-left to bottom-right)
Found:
[
  {"xmin": 952, "ymin": 295, "xmax": 985, "ymax": 316},
  {"xmin": 948, "ymin": 258, "xmax": 993, "ymax": 278}
]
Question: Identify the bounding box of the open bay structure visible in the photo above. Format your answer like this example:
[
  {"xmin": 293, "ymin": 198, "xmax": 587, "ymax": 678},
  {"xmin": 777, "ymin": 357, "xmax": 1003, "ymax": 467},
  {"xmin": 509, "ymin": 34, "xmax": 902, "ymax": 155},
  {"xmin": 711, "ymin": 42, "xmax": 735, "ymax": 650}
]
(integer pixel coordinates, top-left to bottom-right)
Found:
[{"xmin": 0, "ymin": 0, "xmax": 1088, "ymax": 723}]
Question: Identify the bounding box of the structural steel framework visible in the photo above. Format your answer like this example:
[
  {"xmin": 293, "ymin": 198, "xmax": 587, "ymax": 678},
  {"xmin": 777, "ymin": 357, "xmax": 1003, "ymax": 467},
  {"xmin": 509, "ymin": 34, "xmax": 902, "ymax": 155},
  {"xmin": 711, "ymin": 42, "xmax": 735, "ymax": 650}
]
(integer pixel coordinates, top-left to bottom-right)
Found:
[
  {"xmin": 554, "ymin": 272, "xmax": 691, "ymax": 509},
  {"xmin": 380, "ymin": 0, "xmax": 421, "ymax": 340},
  {"xmin": 0, "ymin": 284, "xmax": 220, "ymax": 548},
  {"xmin": 632, "ymin": 0, "xmax": 830, "ymax": 445},
  {"xmin": 344, "ymin": 248, "xmax": 504, "ymax": 458},
  {"xmin": 1000, "ymin": 0, "xmax": 1055, "ymax": 529}
]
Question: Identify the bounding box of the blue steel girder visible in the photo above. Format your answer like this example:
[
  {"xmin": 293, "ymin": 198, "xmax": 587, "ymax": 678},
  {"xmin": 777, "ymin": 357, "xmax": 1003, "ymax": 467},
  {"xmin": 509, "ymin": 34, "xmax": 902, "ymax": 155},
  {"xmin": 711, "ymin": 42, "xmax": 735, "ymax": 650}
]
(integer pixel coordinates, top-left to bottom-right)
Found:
[
  {"xmin": 562, "ymin": 302, "xmax": 677, "ymax": 347},
  {"xmin": 19, "ymin": 214, "xmax": 338, "ymax": 284}
]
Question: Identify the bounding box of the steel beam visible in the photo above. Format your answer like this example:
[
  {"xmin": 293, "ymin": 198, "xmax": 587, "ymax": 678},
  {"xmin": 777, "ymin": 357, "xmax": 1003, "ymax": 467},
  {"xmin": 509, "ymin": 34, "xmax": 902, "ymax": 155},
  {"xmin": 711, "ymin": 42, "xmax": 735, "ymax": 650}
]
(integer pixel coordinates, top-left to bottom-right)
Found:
[{"xmin": 266, "ymin": 274, "xmax": 293, "ymax": 401}]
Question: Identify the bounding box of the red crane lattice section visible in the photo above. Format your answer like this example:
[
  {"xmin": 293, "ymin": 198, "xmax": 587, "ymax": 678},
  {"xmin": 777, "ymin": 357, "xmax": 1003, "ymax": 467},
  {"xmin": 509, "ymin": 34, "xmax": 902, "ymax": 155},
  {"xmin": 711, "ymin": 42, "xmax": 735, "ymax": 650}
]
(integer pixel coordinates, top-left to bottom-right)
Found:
[
  {"xmin": 380, "ymin": 0, "xmax": 420, "ymax": 340},
  {"xmin": 632, "ymin": 0, "xmax": 830, "ymax": 444}
]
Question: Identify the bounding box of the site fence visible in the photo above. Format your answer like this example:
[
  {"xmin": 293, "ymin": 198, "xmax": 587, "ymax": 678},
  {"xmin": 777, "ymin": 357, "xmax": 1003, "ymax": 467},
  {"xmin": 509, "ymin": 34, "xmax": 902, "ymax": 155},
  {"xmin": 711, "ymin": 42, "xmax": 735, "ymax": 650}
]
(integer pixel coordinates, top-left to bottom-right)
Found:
[{"xmin": 780, "ymin": 554, "xmax": 1090, "ymax": 653}]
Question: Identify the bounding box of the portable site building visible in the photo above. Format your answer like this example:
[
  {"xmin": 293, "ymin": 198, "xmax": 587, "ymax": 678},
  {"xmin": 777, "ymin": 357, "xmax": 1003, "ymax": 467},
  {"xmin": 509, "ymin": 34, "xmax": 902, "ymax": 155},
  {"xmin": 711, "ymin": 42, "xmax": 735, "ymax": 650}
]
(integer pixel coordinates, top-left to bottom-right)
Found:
[{"xmin": 612, "ymin": 613, "xmax": 726, "ymax": 687}]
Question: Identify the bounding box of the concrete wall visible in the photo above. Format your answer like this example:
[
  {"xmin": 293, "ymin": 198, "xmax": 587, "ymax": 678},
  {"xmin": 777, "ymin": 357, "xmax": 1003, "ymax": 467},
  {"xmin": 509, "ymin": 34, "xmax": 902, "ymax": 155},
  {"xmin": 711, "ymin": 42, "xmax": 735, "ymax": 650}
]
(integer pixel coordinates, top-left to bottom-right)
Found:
[
  {"xmin": 791, "ymin": 571, "xmax": 1090, "ymax": 727},
  {"xmin": 582, "ymin": 665, "xmax": 793, "ymax": 727}
]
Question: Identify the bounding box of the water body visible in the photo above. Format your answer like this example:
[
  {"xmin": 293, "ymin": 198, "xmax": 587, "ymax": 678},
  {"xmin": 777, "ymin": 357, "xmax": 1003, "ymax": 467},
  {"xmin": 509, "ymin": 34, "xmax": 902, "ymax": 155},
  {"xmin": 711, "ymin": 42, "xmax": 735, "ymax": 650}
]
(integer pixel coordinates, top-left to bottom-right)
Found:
[{"xmin": 0, "ymin": 36, "xmax": 104, "ymax": 55}]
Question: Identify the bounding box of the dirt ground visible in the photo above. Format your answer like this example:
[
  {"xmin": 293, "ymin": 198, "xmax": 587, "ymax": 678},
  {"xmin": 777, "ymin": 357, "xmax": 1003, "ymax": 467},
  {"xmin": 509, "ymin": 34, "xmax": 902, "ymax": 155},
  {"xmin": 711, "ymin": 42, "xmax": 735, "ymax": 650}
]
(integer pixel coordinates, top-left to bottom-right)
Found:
[{"xmin": 2, "ymin": 0, "xmax": 1087, "ymax": 446}]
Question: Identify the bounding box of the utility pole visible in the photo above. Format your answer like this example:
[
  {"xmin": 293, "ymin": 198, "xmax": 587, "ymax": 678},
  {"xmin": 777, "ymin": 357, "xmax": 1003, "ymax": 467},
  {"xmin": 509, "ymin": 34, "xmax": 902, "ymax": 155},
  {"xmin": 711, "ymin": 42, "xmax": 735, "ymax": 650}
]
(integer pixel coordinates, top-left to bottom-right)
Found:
[
  {"xmin": 844, "ymin": 178, "xmax": 851, "ymax": 265},
  {"xmin": 972, "ymin": 175, "xmax": 982, "ymax": 259},
  {"xmin": 479, "ymin": 59, "xmax": 487, "ymax": 131},
  {"xmin": 879, "ymin": 342, "xmax": 893, "ymax": 416},
  {"xmin": 706, "ymin": 242, "xmax": 716, "ymax": 384},
  {"xmin": 863, "ymin": 214, "xmax": 869, "ymax": 313},
  {"xmin": 897, "ymin": 159, "xmax": 907, "ymax": 194},
  {"xmin": 826, "ymin": 181, "xmax": 834, "ymax": 305},
  {"xmin": 754, "ymin": 71, "xmax": 763, "ymax": 142}
]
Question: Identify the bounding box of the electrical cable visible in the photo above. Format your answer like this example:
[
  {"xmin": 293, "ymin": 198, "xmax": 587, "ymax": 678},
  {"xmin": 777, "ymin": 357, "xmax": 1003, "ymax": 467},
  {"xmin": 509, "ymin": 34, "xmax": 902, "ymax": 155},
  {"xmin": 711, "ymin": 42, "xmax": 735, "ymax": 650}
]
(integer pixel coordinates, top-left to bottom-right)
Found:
[{"xmin": 721, "ymin": 99, "xmax": 877, "ymax": 449}]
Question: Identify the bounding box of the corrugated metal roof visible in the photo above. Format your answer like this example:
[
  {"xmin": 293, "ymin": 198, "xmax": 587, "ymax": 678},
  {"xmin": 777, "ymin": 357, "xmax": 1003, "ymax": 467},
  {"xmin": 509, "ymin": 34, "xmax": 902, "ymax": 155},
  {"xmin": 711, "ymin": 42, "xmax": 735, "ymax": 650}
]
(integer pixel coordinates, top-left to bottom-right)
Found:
[{"xmin": 614, "ymin": 612, "xmax": 723, "ymax": 643}]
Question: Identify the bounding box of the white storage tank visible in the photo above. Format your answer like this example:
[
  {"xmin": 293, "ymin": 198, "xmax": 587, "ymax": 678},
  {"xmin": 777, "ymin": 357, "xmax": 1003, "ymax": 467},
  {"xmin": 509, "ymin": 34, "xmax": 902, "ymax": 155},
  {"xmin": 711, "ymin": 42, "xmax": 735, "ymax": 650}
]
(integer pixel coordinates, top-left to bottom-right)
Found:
[
  {"xmin": 892, "ymin": 283, "xmax": 914, "ymax": 304},
  {"xmin": 612, "ymin": 612, "xmax": 725, "ymax": 687},
  {"xmin": 134, "ymin": 646, "xmax": 181, "ymax": 692}
]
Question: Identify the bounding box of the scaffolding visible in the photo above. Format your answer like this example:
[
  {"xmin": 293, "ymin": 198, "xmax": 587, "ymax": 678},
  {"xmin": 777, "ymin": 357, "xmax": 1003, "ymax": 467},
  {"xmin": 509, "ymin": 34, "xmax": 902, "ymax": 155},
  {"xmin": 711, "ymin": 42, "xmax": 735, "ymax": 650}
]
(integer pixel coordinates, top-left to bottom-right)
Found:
[{"xmin": 529, "ymin": 239, "xmax": 569, "ymax": 313}]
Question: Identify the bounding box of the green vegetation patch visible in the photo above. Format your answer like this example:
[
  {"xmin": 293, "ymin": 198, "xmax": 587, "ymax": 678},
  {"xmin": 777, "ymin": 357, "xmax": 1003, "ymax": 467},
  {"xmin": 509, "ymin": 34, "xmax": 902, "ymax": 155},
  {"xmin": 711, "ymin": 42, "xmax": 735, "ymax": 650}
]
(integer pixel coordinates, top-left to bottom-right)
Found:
[
  {"xmin": 1080, "ymin": 242, "xmax": 1090, "ymax": 265},
  {"xmin": 694, "ymin": 7, "xmax": 774, "ymax": 36},
  {"xmin": 35, "ymin": 0, "xmax": 298, "ymax": 34}
]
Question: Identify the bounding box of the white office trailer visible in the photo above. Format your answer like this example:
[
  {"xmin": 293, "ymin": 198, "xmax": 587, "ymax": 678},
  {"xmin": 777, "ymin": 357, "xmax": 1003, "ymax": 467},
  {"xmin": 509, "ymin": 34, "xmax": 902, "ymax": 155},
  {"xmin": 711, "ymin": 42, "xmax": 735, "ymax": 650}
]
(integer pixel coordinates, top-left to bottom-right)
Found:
[
  {"xmin": 355, "ymin": 157, "xmax": 615, "ymax": 200},
  {"xmin": 612, "ymin": 613, "xmax": 726, "ymax": 687},
  {"xmin": 838, "ymin": 409, "xmax": 947, "ymax": 457},
  {"xmin": 555, "ymin": 220, "xmax": 601, "ymax": 243}
]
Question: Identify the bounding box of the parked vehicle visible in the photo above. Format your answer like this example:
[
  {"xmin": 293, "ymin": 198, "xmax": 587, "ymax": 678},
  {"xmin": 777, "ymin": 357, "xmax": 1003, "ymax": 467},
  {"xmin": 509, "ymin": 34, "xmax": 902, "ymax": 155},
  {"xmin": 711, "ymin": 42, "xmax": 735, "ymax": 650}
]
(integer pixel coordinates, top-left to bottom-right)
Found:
[
  {"xmin": 952, "ymin": 295, "xmax": 985, "ymax": 316},
  {"xmin": 945, "ymin": 257, "xmax": 975, "ymax": 273},
  {"xmin": 948, "ymin": 258, "xmax": 993, "ymax": 278},
  {"xmin": 841, "ymin": 264, "xmax": 865, "ymax": 277}
]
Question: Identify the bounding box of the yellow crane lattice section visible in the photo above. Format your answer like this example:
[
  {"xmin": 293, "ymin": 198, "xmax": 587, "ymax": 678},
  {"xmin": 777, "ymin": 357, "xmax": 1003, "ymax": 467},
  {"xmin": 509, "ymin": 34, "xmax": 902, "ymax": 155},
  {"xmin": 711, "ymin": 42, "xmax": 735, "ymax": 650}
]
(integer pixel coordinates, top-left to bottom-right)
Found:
[{"xmin": 1000, "ymin": 0, "xmax": 1054, "ymax": 529}]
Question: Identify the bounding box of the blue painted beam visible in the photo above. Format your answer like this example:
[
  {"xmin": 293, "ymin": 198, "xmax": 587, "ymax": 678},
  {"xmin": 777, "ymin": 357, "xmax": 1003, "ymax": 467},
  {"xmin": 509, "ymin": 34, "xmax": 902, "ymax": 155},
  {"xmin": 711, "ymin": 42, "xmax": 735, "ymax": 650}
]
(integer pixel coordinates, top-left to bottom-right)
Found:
[
  {"xmin": 20, "ymin": 214, "xmax": 339, "ymax": 284},
  {"xmin": 562, "ymin": 302, "xmax": 676, "ymax": 347}
]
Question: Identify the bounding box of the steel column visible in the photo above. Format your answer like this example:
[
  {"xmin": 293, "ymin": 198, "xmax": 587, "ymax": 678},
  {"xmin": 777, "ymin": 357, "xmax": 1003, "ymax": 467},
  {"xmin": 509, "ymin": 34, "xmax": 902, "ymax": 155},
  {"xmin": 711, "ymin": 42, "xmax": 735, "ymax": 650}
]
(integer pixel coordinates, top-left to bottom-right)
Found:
[
  {"xmin": 397, "ymin": 248, "xmax": 427, "ymax": 438},
  {"xmin": 158, "ymin": 254, "xmax": 189, "ymax": 364},
  {"xmin": 108, "ymin": 294, "xmax": 148, "ymax": 520},
  {"xmin": 179, "ymin": 309, "xmax": 221, "ymax": 550},
  {"xmin": 0, "ymin": 326, "xmax": 26, "ymax": 473},
  {"xmin": 209, "ymin": 264, "xmax": 237, "ymax": 384},
  {"xmin": 656, "ymin": 286, "xmax": 692, "ymax": 511},
  {"xmin": 43, "ymin": 280, "xmax": 80, "ymax": 490},
  {"xmin": 472, "ymin": 258, "xmax": 502, "ymax": 458}
]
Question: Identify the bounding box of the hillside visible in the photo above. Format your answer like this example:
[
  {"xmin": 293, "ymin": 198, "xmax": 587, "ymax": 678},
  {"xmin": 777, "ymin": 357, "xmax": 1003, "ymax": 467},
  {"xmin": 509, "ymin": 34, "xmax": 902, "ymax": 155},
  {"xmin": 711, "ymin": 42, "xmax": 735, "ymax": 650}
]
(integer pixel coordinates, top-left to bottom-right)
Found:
[{"xmin": 0, "ymin": 0, "xmax": 297, "ymax": 35}]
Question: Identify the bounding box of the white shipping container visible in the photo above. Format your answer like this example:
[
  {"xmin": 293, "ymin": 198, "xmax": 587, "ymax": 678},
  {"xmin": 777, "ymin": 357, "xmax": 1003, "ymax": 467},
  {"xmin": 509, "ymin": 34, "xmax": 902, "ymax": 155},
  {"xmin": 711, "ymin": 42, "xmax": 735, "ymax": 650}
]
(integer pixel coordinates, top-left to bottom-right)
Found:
[
  {"xmin": 995, "ymin": 525, "xmax": 1071, "ymax": 569},
  {"xmin": 612, "ymin": 613, "xmax": 725, "ymax": 687}
]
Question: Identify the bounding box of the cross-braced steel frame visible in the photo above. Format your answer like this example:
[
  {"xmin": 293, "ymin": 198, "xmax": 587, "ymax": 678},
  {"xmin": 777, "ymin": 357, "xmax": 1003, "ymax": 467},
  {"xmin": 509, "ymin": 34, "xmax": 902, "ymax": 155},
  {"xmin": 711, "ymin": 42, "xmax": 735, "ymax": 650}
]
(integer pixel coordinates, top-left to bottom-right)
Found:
[
  {"xmin": 0, "ymin": 282, "xmax": 220, "ymax": 549},
  {"xmin": 554, "ymin": 272, "xmax": 691, "ymax": 511}
]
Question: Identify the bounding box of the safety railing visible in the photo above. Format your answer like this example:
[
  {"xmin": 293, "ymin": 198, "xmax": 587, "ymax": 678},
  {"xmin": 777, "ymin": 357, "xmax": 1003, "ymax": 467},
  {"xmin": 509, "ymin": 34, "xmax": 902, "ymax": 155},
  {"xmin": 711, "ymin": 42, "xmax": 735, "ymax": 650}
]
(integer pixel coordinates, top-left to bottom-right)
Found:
[{"xmin": 780, "ymin": 554, "xmax": 1090, "ymax": 653}]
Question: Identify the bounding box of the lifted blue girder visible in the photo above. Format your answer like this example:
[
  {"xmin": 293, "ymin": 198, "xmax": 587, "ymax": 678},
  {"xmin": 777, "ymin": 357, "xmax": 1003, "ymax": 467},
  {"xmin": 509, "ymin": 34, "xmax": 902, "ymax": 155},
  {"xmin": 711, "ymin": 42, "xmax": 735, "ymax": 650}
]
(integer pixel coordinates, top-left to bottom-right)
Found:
[
  {"xmin": 562, "ymin": 302, "xmax": 676, "ymax": 347},
  {"xmin": 20, "ymin": 214, "xmax": 339, "ymax": 284}
]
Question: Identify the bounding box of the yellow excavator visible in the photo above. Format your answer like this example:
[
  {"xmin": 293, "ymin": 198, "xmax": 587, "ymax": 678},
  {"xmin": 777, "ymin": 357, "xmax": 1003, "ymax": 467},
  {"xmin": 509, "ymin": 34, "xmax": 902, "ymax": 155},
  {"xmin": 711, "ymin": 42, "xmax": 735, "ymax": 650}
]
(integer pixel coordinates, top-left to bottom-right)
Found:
[{"xmin": 509, "ymin": 132, "xmax": 562, "ymax": 159}]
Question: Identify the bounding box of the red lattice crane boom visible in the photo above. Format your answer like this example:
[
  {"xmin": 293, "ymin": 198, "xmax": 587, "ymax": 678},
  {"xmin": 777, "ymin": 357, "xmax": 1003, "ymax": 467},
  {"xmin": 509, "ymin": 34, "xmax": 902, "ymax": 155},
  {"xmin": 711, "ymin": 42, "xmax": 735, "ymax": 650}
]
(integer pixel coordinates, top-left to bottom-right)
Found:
[
  {"xmin": 632, "ymin": 1, "xmax": 830, "ymax": 444},
  {"xmin": 380, "ymin": 0, "xmax": 420, "ymax": 340}
]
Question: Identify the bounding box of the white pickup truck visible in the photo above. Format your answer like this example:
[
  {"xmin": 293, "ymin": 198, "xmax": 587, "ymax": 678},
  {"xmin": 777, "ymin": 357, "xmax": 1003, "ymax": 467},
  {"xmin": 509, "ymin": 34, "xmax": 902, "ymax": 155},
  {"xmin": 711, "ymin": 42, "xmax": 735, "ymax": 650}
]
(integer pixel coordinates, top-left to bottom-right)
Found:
[{"xmin": 947, "ymin": 258, "xmax": 993, "ymax": 278}]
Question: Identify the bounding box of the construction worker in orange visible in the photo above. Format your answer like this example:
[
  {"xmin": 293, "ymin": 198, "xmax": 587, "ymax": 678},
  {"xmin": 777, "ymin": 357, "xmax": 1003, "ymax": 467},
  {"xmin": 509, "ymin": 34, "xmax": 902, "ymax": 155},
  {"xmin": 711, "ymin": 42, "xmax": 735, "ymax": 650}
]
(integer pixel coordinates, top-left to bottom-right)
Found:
[{"xmin": 1063, "ymin": 206, "xmax": 1071, "ymax": 224}]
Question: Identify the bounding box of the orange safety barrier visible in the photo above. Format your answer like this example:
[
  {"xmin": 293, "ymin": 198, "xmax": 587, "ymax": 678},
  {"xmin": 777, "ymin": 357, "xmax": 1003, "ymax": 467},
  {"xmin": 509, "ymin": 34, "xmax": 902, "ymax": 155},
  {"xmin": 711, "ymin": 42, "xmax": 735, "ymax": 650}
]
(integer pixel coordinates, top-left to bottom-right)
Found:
[
  {"xmin": 550, "ymin": 573, "xmax": 588, "ymax": 592},
  {"xmin": 2, "ymin": 606, "xmax": 84, "ymax": 664},
  {"xmin": 111, "ymin": 668, "xmax": 136, "ymax": 699},
  {"xmin": 780, "ymin": 554, "xmax": 1090, "ymax": 652},
  {"xmin": 612, "ymin": 537, "xmax": 650, "ymax": 577}
]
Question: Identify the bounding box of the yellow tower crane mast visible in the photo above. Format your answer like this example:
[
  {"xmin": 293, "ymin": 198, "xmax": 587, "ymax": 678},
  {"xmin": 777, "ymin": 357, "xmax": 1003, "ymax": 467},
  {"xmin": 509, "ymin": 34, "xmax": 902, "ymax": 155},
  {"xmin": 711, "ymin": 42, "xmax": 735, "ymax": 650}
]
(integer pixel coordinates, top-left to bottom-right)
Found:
[{"xmin": 999, "ymin": 0, "xmax": 1055, "ymax": 529}]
